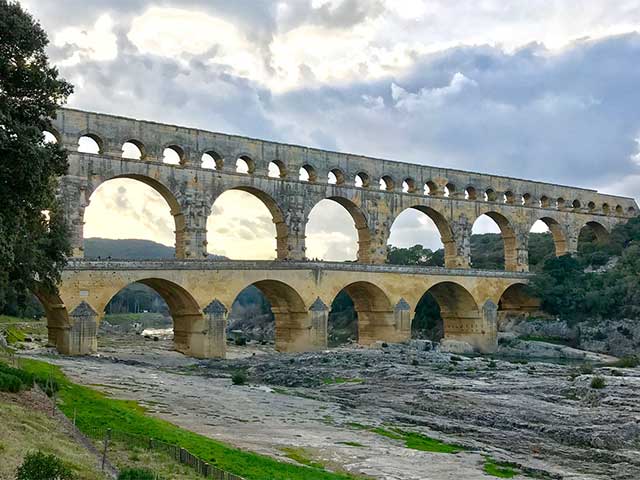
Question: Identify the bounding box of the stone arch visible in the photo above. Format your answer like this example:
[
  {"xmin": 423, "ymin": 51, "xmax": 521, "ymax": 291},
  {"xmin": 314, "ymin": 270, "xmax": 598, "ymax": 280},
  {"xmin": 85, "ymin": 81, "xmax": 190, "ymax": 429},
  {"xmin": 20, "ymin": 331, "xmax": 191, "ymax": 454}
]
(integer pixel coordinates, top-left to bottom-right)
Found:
[
  {"xmin": 328, "ymin": 168, "xmax": 345, "ymax": 185},
  {"xmin": 497, "ymin": 283, "xmax": 540, "ymax": 329},
  {"xmin": 418, "ymin": 281, "xmax": 493, "ymax": 352},
  {"xmin": 334, "ymin": 281, "xmax": 394, "ymax": 346},
  {"xmin": 299, "ymin": 164, "xmax": 317, "ymax": 182},
  {"xmin": 379, "ymin": 175, "xmax": 394, "ymax": 191},
  {"xmin": 402, "ymin": 177, "xmax": 416, "ymax": 193},
  {"xmin": 307, "ymin": 196, "xmax": 371, "ymax": 262},
  {"xmin": 235, "ymin": 154, "xmax": 255, "ymax": 174},
  {"xmin": 162, "ymin": 144, "xmax": 186, "ymax": 166},
  {"xmin": 580, "ymin": 220, "xmax": 610, "ymax": 244},
  {"xmin": 210, "ymin": 185, "xmax": 289, "ymax": 260},
  {"xmin": 424, "ymin": 180, "xmax": 439, "ymax": 196},
  {"xmin": 484, "ymin": 188, "xmax": 497, "ymax": 202},
  {"xmin": 43, "ymin": 127, "xmax": 61, "ymax": 144},
  {"xmin": 77, "ymin": 132, "xmax": 104, "ymax": 154},
  {"xmin": 33, "ymin": 288, "xmax": 72, "ymax": 354},
  {"xmin": 465, "ymin": 185, "xmax": 477, "ymax": 200},
  {"xmin": 539, "ymin": 195, "xmax": 550, "ymax": 208},
  {"xmin": 389, "ymin": 205, "xmax": 457, "ymax": 268},
  {"xmin": 122, "ymin": 139, "xmax": 146, "ymax": 160},
  {"xmin": 237, "ymin": 279, "xmax": 313, "ymax": 352},
  {"xmin": 444, "ymin": 182, "xmax": 457, "ymax": 197},
  {"xmin": 355, "ymin": 171, "xmax": 370, "ymax": 188},
  {"xmin": 532, "ymin": 216, "xmax": 568, "ymax": 256},
  {"xmin": 269, "ymin": 160, "xmax": 287, "ymax": 178},
  {"xmin": 83, "ymin": 174, "xmax": 187, "ymax": 257},
  {"xmin": 472, "ymin": 211, "xmax": 518, "ymax": 271},
  {"xmin": 201, "ymin": 150, "xmax": 224, "ymax": 170}
]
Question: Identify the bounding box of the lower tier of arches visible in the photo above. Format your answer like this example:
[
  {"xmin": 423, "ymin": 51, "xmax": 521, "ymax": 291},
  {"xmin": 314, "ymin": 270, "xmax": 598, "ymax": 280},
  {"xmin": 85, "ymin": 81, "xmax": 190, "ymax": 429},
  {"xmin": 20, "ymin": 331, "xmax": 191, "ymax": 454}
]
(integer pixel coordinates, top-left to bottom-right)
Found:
[{"xmin": 42, "ymin": 262, "xmax": 539, "ymax": 358}]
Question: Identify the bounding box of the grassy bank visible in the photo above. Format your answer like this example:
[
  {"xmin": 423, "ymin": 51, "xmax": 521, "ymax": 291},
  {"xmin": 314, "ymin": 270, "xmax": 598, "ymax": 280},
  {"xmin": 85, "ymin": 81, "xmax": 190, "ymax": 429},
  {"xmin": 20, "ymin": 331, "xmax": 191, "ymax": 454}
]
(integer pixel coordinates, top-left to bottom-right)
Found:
[{"xmin": 20, "ymin": 358, "xmax": 364, "ymax": 480}]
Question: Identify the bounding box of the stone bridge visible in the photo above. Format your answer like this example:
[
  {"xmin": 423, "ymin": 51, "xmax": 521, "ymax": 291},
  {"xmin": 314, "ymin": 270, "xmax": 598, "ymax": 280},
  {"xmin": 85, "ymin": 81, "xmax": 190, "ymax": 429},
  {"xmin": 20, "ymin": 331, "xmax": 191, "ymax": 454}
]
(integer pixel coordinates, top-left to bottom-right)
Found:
[{"xmin": 42, "ymin": 108, "xmax": 638, "ymax": 357}]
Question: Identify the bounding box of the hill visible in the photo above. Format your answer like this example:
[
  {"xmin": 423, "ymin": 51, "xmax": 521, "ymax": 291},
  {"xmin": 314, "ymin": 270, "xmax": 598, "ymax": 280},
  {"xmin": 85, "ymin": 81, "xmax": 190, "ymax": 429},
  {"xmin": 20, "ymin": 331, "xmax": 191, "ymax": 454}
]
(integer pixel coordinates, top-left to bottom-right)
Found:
[{"xmin": 84, "ymin": 238, "xmax": 226, "ymax": 260}]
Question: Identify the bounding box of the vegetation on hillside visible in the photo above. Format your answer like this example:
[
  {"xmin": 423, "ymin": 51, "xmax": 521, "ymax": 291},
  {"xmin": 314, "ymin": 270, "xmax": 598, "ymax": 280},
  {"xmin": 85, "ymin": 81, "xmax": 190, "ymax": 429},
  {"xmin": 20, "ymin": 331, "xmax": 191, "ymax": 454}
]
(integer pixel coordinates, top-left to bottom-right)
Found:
[{"xmin": 0, "ymin": 0, "xmax": 73, "ymax": 312}]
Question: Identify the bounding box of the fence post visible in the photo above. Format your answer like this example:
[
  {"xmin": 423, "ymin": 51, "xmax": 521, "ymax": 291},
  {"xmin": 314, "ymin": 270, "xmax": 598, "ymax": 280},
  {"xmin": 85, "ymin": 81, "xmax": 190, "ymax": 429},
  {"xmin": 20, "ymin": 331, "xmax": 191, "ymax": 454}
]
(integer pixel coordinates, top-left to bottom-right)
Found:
[{"xmin": 101, "ymin": 428, "xmax": 111, "ymax": 471}]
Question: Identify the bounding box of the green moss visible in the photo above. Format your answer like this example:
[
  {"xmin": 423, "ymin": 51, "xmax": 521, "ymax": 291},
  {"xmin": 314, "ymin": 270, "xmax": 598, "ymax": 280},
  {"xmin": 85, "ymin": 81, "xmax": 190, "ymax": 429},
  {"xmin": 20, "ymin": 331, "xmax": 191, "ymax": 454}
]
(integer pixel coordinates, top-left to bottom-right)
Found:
[
  {"xmin": 4, "ymin": 326, "xmax": 26, "ymax": 344},
  {"xmin": 483, "ymin": 458, "xmax": 520, "ymax": 478},
  {"xmin": 19, "ymin": 359, "xmax": 361, "ymax": 480},
  {"xmin": 357, "ymin": 425, "xmax": 464, "ymax": 454},
  {"xmin": 322, "ymin": 377, "xmax": 363, "ymax": 385}
]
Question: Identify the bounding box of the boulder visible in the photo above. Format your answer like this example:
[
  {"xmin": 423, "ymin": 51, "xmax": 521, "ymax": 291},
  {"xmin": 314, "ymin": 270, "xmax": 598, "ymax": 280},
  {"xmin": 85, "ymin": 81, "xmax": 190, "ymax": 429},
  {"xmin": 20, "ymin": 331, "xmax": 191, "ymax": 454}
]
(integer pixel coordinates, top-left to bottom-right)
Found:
[{"xmin": 440, "ymin": 339, "xmax": 474, "ymax": 354}]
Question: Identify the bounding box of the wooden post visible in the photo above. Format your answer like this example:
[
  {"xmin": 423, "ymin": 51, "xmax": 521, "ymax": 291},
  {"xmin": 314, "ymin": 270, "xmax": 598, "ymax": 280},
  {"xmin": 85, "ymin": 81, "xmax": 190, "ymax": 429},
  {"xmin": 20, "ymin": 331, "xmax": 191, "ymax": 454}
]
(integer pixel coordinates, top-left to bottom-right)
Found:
[{"xmin": 101, "ymin": 428, "xmax": 111, "ymax": 471}]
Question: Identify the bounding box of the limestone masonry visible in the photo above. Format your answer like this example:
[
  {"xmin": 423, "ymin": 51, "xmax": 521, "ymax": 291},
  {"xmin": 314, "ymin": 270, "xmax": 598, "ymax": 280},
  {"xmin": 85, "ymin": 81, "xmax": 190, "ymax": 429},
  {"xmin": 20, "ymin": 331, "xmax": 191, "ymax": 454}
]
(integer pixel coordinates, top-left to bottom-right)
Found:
[{"xmin": 40, "ymin": 108, "xmax": 638, "ymax": 358}]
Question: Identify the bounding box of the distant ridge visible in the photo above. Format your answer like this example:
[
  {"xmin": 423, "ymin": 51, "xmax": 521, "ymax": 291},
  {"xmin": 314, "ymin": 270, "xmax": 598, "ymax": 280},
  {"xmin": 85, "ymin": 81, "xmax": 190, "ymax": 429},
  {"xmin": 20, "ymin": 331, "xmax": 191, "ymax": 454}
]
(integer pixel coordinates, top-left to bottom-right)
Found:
[{"xmin": 84, "ymin": 238, "xmax": 227, "ymax": 260}]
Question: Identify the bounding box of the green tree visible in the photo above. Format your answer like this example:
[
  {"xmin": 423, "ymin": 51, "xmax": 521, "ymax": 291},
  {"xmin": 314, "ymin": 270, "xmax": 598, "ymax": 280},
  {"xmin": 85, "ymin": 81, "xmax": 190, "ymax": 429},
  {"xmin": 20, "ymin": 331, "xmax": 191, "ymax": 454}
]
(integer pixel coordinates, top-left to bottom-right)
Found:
[
  {"xmin": 387, "ymin": 244, "xmax": 444, "ymax": 266},
  {"xmin": 0, "ymin": 1, "xmax": 73, "ymax": 311}
]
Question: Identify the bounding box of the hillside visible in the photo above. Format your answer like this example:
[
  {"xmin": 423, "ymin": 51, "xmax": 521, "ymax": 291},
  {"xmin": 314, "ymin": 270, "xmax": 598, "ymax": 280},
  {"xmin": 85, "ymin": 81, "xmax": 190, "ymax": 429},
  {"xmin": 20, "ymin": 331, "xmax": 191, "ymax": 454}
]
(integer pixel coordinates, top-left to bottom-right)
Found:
[{"xmin": 84, "ymin": 238, "xmax": 227, "ymax": 260}]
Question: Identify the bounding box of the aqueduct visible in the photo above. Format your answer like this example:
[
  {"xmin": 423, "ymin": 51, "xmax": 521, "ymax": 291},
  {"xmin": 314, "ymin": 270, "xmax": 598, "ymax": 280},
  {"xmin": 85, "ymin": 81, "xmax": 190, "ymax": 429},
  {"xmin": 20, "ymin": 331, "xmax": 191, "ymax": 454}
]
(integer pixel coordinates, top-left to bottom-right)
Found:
[{"xmin": 44, "ymin": 108, "xmax": 638, "ymax": 357}]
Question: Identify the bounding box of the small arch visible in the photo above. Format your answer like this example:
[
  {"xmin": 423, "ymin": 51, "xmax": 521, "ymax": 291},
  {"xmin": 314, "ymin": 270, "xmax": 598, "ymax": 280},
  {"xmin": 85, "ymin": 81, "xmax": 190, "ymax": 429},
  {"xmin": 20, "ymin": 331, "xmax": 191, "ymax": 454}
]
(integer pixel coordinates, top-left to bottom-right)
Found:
[
  {"xmin": 328, "ymin": 168, "xmax": 345, "ymax": 185},
  {"xmin": 556, "ymin": 197, "xmax": 565, "ymax": 209},
  {"xmin": 521, "ymin": 193, "xmax": 531, "ymax": 206},
  {"xmin": 539, "ymin": 195, "xmax": 550, "ymax": 208},
  {"xmin": 503, "ymin": 191, "xmax": 515, "ymax": 204},
  {"xmin": 587, "ymin": 201, "xmax": 596, "ymax": 211},
  {"xmin": 424, "ymin": 180, "xmax": 438, "ymax": 196},
  {"xmin": 615, "ymin": 205, "xmax": 623, "ymax": 215},
  {"xmin": 163, "ymin": 145, "xmax": 185, "ymax": 166},
  {"xmin": 201, "ymin": 151, "xmax": 223, "ymax": 170},
  {"xmin": 465, "ymin": 186, "xmax": 477, "ymax": 200},
  {"xmin": 355, "ymin": 172, "xmax": 370, "ymax": 188},
  {"xmin": 484, "ymin": 188, "xmax": 497, "ymax": 202},
  {"xmin": 402, "ymin": 178, "xmax": 416, "ymax": 193},
  {"xmin": 236, "ymin": 155, "xmax": 255, "ymax": 174},
  {"xmin": 78, "ymin": 134, "xmax": 103, "ymax": 154},
  {"xmin": 602, "ymin": 203, "xmax": 610, "ymax": 214},
  {"xmin": 629, "ymin": 206, "xmax": 636, "ymax": 215},
  {"xmin": 572, "ymin": 199, "xmax": 581, "ymax": 209},
  {"xmin": 299, "ymin": 164, "xmax": 316, "ymax": 182},
  {"xmin": 379, "ymin": 175, "xmax": 394, "ymax": 191},
  {"xmin": 498, "ymin": 283, "xmax": 541, "ymax": 318},
  {"xmin": 122, "ymin": 140, "xmax": 145, "ymax": 160},
  {"xmin": 268, "ymin": 160, "xmax": 286, "ymax": 178},
  {"xmin": 444, "ymin": 183, "xmax": 456, "ymax": 197},
  {"xmin": 43, "ymin": 130, "xmax": 59, "ymax": 144}
]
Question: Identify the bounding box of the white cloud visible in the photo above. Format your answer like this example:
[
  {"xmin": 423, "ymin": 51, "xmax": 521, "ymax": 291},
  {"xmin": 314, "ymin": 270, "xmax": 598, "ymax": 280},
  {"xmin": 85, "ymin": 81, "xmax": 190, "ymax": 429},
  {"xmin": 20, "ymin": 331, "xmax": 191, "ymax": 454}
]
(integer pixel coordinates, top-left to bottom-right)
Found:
[{"xmin": 54, "ymin": 13, "xmax": 118, "ymax": 65}]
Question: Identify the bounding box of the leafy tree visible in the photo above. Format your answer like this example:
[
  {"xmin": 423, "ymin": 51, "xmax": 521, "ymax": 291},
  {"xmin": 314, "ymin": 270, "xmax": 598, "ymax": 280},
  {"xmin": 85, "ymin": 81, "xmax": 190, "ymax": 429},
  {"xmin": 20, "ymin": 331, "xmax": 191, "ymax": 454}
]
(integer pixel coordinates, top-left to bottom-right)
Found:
[
  {"xmin": 387, "ymin": 244, "xmax": 444, "ymax": 266},
  {"xmin": 0, "ymin": 0, "xmax": 73, "ymax": 311}
]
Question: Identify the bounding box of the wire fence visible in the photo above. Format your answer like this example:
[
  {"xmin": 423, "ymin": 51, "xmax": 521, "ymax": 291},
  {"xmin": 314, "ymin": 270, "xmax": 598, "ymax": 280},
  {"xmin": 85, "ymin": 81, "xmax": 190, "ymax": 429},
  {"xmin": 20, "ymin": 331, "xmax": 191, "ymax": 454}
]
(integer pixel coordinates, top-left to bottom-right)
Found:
[{"xmin": 85, "ymin": 427, "xmax": 245, "ymax": 480}]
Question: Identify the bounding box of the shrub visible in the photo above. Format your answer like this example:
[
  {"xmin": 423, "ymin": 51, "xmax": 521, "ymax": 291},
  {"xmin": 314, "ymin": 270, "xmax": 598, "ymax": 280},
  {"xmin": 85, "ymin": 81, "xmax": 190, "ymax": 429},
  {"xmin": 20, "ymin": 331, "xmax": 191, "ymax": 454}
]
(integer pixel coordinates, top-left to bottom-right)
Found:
[
  {"xmin": 231, "ymin": 370, "xmax": 247, "ymax": 386},
  {"xmin": 118, "ymin": 468, "xmax": 159, "ymax": 480},
  {"xmin": 579, "ymin": 363, "xmax": 593, "ymax": 375},
  {"xmin": 590, "ymin": 376, "xmax": 606, "ymax": 389},
  {"xmin": 609, "ymin": 355, "xmax": 639, "ymax": 368},
  {"xmin": 16, "ymin": 451, "xmax": 74, "ymax": 480},
  {"xmin": 234, "ymin": 337, "xmax": 247, "ymax": 346},
  {"xmin": 0, "ymin": 362, "xmax": 34, "ymax": 385},
  {"xmin": 0, "ymin": 372, "xmax": 23, "ymax": 392}
]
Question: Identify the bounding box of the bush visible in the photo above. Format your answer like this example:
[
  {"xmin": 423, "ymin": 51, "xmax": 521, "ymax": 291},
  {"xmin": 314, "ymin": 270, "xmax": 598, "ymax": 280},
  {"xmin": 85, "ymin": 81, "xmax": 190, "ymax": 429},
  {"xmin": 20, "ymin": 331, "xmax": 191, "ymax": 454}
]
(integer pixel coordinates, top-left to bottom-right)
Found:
[
  {"xmin": 118, "ymin": 468, "xmax": 159, "ymax": 480},
  {"xmin": 0, "ymin": 372, "xmax": 23, "ymax": 392},
  {"xmin": 590, "ymin": 376, "xmax": 606, "ymax": 389},
  {"xmin": 0, "ymin": 362, "xmax": 34, "ymax": 385},
  {"xmin": 234, "ymin": 337, "xmax": 247, "ymax": 346},
  {"xmin": 16, "ymin": 451, "xmax": 74, "ymax": 480},
  {"xmin": 231, "ymin": 370, "xmax": 247, "ymax": 386},
  {"xmin": 579, "ymin": 363, "xmax": 593, "ymax": 375},
  {"xmin": 609, "ymin": 355, "xmax": 639, "ymax": 368}
]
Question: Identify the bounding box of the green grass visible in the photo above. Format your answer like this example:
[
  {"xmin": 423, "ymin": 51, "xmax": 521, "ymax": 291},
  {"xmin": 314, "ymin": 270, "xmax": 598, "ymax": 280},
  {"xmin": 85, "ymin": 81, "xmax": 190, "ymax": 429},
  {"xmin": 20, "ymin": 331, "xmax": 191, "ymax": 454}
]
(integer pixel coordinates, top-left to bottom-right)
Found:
[
  {"xmin": 19, "ymin": 359, "xmax": 362, "ymax": 480},
  {"xmin": 322, "ymin": 377, "xmax": 363, "ymax": 385},
  {"xmin": 350, "ymin": 424, "xmax": 465, "ymax": 454},
  {"xmin": 483, "ymin": 458, "xmax": 521, "ymax": 478},
  {"xmin": 280, "ymin": 447, "xmax": 325, "ymax": 469},
  {"xmin": 608, "ymin": 355, "xmax": 639, "ymax": 368},
  {"xmin": 4, "ymin": 326, "xmax": 26, "ymax": 344},
  {"xmin": 518, "ymin": 335, "xmax": 571, "ymax": 346}
]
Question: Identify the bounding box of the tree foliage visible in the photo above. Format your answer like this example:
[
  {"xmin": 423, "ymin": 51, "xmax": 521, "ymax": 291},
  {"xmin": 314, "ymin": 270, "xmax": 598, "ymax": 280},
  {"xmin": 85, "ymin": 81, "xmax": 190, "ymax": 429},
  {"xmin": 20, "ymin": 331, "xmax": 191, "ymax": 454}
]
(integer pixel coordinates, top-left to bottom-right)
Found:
[
  {"xmin": 16, "ymin": 451, "xmax": 75, "ymax": 480},
  {"xmin": 0, "ymin": 0, "xmax": 73, "ymax": 311}
]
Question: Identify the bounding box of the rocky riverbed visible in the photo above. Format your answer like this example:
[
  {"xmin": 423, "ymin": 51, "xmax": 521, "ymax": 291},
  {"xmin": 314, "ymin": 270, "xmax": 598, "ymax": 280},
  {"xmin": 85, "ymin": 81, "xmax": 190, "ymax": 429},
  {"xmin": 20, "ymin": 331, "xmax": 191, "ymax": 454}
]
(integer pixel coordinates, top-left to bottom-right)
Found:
[{"xmin": 20, "ymin": 330, "xmax": 640, "ymax": 480}]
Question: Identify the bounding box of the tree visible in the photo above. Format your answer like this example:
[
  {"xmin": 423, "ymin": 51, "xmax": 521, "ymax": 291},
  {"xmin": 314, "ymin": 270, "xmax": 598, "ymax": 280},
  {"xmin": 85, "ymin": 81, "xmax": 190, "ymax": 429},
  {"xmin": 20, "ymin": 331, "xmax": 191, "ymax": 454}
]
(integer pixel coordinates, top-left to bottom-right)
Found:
[
  {"xmin": 16, "ymin": 451, "xmax": 75, "ymax": 480},
  {"xmin": 0, "ymin": 1, "xmax": 73, "ymax": 311}
]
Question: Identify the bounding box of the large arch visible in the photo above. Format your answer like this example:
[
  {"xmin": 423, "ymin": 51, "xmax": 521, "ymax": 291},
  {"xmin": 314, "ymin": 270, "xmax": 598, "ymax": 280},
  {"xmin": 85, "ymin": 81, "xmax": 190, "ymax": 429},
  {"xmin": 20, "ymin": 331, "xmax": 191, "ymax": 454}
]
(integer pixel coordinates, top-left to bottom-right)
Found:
[
  {"xmin": 305, "ymin": 196, "xmax": 371, "ymax": 262},
  {"xmin": 207, "ymin": 186, "xmax": 287, "ymax": 260},
  {"xmin": 82, "ymin": 174, "xmax": 184, "ymax": 257},
  {"xmin": 237, "ymin": 280, "xmax": 312, "ymax": 352},
  {"xmin": 471, "ymin": 211, "xmax": 517, "ymax": 271},
  {"xmin": 497, "ymin": 282, "xmax": 540, "ymax": 331},
  {"xmin": 388, "ymin": 206, "xmax": 455, "ymax": 267},
  {"xmin": 333, "ymin": 281, "xmax": 394, "ymax": 345},
  {"xmin": 576, "ymin": 220, "xmax": 611, "ymax": 265},
  {"xmin": 532, "ymin": 217, "xmax": 568, "ymax": 256}
]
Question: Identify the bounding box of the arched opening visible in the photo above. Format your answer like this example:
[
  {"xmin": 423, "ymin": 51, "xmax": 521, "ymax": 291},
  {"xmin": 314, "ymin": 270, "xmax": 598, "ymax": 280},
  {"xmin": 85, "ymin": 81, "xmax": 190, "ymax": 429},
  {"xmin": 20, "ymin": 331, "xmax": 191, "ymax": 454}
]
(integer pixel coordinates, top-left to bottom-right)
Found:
[
  {"xmin": 503, "ymin": 191, "xmax": 515, "ymax": 204},
  {"xmin": 82, "ymin": 176, "xmax": 181, "ymax": 258},
  {"xmin": 379, "ymin": 175, "xmax": 394, "ymax": 191},
  {"xmin": 102, "ymin": 278, "xmax": 204, "ymax": 356},
  {"xmin": 497, "ymin": 283, "xmax": 541, "ymax": 329},
  {"xmin": 465, "ymin": 186, "xmax": 477, "ymax": 200},
  {"xmin": 122, "ymin": 140, "xmax": 145, "ymax": 160},
  {"xmin": 207, "ymin": 187, "xmax": 284, "ymax": 260},
  {"xmin": 602, "ymin": 203, "xmax": 610, "ymax": 214},
  {"xmin": 268, "ymin": 160, "xmax": 286, "ymax": 178},
  {"xmin": 402, "ymin": 178, "xmax": 416, "ymax": 193},
  {"xmin": 539, "ymin": 195, "xmax": 550, "ymax": 208},
  {"xmin": 528, "ymin": 218, "xmax": 564, "ymax": 271},
  {"xmin": 471, "ymin": 212, "xmax": 516, "ymax": 271},
  {"xmin": 615, "ymin": 205, "xmax": 623, "ymax": 215},
  {"xmin": 201, "ymin": 151, "xmax": 223, "ymax": 170},
  {"xmin": 556, "ymin": 197, "xmax": 565, "ymax": 209},
  {"xmin": 387, "ymin": 206, "xmax": 453, "ymax": 267},
  {"xmin": 521, "ymin": 193, "xmax": 532, "ymax": 206},
  {"xmin": 424, "ymin": 180, "xmax": 438, "ymax": 196},
  {"xmin": 299, "ymin": 164, "xmax": 316, "ymax": 182},
  {"xmin": 78, "ymin": 134, "xmax": 102, "ymax": 154},
  {"xmin": 163, "ymin": 145, "xmax": 184, "ymax": 166},
  {"xmin": 414, "ymin": 282, "xmax": 480, "ymax": 348},
  {"xmin": 484, "ymin": 188, "xmax": 497, "ymax": 202},
  {"xmin": 577, "ymin": 221, "xmax": 611, "ymax": 266},
  {"xmin": 231, "ymin": 280, "xmax": 309, "ymax": 352},
  {"xmin": 235, "ymin": 155, "xmax": 254, "ymax": 174},
  {"xmin": 444, "ymin": 183, "xmax": 456, "ymax": 198},
  {"xmin": 43, "ymin": 130, "xmax": 58, "ymax": 144},
  {"xmin": 587, "ymin": 201, "xmax": 596, "ymax": 212},
  {"xmin": 328, "ymin": 168, "xmax": 344, "ymax": 185},
  {"xmin": 227, "ymin": 285, "xmax": 274, "ymax": 347},
  {"xmin": 305, "ymin": 197, "xmax": 369, "ymax": 262},
  {"xmin": 629, "ymin": 207, "xmax": 636, "ymax": 216},
  {"xmin": 355, "ymin": 172, "xmax": 369, "ymax": 188},
  {"xmin": 330, "ymin": 281, "xmax": 393, "ymax": 346},
  {"xmin": 572, "ymin": 199, "xmax": 581, "ymax": 209}
]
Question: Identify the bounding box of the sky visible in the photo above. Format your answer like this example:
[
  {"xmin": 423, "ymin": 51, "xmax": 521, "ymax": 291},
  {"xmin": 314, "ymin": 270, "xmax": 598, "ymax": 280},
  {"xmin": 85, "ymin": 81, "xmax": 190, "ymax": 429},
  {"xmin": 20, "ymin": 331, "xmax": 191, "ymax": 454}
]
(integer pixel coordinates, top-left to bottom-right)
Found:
[{"xmin": 24, "ymin": 0, "xmax": 640, "ymax": 259}]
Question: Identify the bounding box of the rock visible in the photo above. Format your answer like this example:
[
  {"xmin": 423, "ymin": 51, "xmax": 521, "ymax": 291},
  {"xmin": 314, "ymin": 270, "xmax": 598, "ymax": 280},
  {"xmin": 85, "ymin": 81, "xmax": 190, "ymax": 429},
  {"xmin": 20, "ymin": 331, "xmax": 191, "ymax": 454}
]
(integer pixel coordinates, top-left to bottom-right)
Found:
[
  {"xmin": 409, "ymin": 339, "xmax": 433, "ymax": 351},
  {"xmin": 440, "ymin": 339, "xmax": 474, "ymax": 354},
  {"xmin": 497, "ymin": 339, "xmax": 617, "ymax": 363},
  {"xmin": 0, "ymin": 333, "xmax": 8, "ymax": 349}
]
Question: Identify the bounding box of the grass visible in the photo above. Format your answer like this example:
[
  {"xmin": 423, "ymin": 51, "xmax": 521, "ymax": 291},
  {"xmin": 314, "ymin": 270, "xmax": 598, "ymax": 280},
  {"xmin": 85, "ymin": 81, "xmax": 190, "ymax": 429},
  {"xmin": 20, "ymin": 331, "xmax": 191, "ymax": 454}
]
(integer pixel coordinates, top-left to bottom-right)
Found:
[
  {"xmin": 518, "ymin": 335, "xmax": 571, "ymax": 346},
  {"xmin": 19, "ymin": 358, "xmax": 362, "ymax": 480},
  {"xmin": 280, "ymin": 447, "xmax": 325, "ymax": 469},
  {"xmin": 590, "ymin": 376, "xmax": 606, "ymax": 389},
  {"xmin": 0, "ymin": 397, "xmax": 108, "ymax": 479},
  {"xmin": 348, "ymin": 423, "xmax": 465, "ymax": 454},
  {"xmin": 608, "ymin": 355, "xmax": 639, "ymax": 368},
  {"xmin": 322, "ymin": 377, "xmax": 363, "ymax": 385},
  {"xmin": 483, "ymin": 458, "xmax": 521, "ymax": 478}
]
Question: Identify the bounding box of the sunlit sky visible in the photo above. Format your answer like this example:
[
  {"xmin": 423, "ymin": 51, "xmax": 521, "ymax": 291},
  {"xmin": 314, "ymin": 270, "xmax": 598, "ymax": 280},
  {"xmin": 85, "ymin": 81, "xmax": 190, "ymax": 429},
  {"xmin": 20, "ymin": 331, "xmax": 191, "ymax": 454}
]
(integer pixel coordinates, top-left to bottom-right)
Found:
[{"xmin": 26, "ymin": 1, "xmax": 640, "ymax": 259}]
